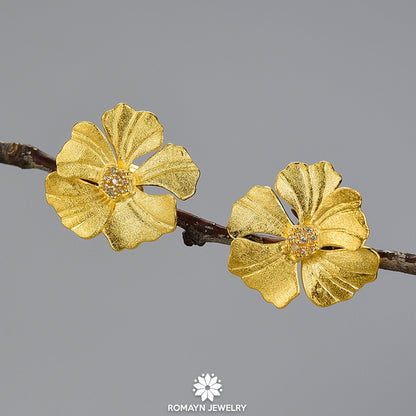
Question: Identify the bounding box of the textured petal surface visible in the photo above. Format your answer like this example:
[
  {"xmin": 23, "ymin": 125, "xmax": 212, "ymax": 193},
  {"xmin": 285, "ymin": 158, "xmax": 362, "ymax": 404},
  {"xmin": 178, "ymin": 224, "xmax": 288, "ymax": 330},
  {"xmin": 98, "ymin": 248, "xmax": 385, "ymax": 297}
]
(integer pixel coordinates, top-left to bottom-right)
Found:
[
  {"xmin": 135, "ymin": 143, "xmax": 200, "ymax": 200},
  {"xmin": 301, "ymin": 248, "xmax": 379, "ymax": 307},
  {"xmin": 228, "ymin": 239, "xmax": 299, "ymax": 308},
  {"xmin": 45, "ymin": 172, "xmax": 113, "ymax": 239},
  {"xmin": 227, "ymin": 186, "xmax": 292, "ymax": 238},
  {"xmin": 275, "ymin": 161, "xmax": 341, "ymax": 222},
  {"xmin": 312, "ymin": 187, "xmax": 369, "ymax": 250},
  {"xmin": 102, "ymin": 103, "xmax": 163, "ymax": 167},
  {"xmin": 56, "ymin": 121, "xmax": 116, "ymax": 182},
  {"xmin": 103, "ymin": 188, "xmax": 176, "ymax": 251}
]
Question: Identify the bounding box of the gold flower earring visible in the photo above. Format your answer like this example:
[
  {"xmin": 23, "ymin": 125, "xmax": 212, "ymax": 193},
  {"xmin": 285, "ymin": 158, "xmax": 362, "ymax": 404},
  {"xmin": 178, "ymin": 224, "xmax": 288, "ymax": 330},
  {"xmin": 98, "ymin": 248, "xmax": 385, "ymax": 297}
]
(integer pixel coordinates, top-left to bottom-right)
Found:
[
  {"xmin": 0, "ymin": 106, "xmax": 414, "ymax": 308},
  {"xmin": 45, "ymin": 103, "xmax": 200, "ymax": 251},
  {"xmin": 227, "ymin": 161, "xmax": 380, "ymax": 308}
]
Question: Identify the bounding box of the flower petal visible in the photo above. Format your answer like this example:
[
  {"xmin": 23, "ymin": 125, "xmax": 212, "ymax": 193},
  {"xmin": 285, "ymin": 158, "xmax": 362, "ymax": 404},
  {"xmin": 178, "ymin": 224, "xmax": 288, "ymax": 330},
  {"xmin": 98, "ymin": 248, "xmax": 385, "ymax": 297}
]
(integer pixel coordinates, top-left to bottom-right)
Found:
[
  {"xmin": 195, "ymin": 389, "xmax": 205, "ymax": 396},
  {"xmin": 102, "ymin": 103, "xmax": 163, "ymax": 167},
  {"xmin": 56, "ymin": 121, "xmax": 116, "ymax": 182},
  {"xmin": 135, "ymin": 143, "xmax": 200, "ymax": 200},
  {"xmin": 45, "ymin": 172, "xmax": 114, "ymax": 239},
  {"xmin": 209, "ymin": 376, "xmax": 218, "ymax": 386},
  {"xmin": 312, "ymin": 187, "xmax": 369, "ymax": 250},
  {"xmin": 274, "ymin": 161, "xmax": 341, "ymax": 222},
  {"xmin": 211, "ymin": 389, "xmax": 221, "ymax": 397},
  {"xmin": 201, "ymin": 391, "xmax": 208, "ymax": 402},
  {"xmin": 204, "ymin": 374, "xmax": 211, "ymax": 385},
  {"xmin": 207, "ymin": 391, "xmax": 214, "ymax": 402},
  {"xmin": 198, "ymin": 376, "xmax": 205, "ymax": 385},
  {"xmin": 228, "ymin": 239, "xmax": 299, "ymax": 308},
  {"xmin": 210, "ymin": 383, "xmax": 222, "ymax": 390},
  {"xmin": 301, "ymin": 248, "xmax": 380, "ymax": 307},
  {"xmin": 193, "ymin": 383, "xmax": 205, "ymax": 390},
  {"xmin": 102, "ymin": 188, "xmax": 176, "ymax": 251},
  {"xmin": 227, "ymin": 186, "xmax": 292, "ymax": 239}
]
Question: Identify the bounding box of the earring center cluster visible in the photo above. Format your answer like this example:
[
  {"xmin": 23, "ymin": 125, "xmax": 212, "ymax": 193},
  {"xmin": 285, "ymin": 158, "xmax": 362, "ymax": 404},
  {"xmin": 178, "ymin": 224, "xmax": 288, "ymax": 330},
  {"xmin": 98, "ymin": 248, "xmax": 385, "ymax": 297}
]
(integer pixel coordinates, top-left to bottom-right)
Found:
[
  {"xmin": 99, "ymin": 166, "xmax": 135, "ymax": 199},
  {"xmin": 285, "ymin": 225, "xmax": 319, "ymax": 259}
]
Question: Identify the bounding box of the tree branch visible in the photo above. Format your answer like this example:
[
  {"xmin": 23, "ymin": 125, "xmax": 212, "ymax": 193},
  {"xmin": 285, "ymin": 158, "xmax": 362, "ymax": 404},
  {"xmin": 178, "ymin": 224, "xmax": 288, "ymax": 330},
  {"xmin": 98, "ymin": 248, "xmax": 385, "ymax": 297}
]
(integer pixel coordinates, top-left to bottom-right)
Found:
[
  {"xmin": 0, "ymin": 142, "xmax": 56, "ymax": 172},
  {"xmin": 1, "ymin": 141, "xmax": 415, "ymax": 275}
]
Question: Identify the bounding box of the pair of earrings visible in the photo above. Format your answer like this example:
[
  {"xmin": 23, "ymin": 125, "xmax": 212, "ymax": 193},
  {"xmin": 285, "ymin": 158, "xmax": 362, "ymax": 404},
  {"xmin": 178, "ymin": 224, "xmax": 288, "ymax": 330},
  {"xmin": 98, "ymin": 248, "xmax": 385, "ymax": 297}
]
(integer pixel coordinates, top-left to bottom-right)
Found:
[{"xmin": 45, "ymin": 103, "xmax": 379, "ymax": 308}]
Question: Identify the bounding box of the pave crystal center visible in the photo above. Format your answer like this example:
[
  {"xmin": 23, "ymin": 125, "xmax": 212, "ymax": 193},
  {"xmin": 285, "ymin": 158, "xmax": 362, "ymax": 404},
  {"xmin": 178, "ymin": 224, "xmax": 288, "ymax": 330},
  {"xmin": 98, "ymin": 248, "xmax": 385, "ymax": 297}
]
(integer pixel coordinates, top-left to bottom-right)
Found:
[
  {"xmin": 285, "ymin": 225, "xmax": 319, "ymax": 259},
  {"xmin": 99, "ymin": 166, "xmax": 134, "ymax": 199}
]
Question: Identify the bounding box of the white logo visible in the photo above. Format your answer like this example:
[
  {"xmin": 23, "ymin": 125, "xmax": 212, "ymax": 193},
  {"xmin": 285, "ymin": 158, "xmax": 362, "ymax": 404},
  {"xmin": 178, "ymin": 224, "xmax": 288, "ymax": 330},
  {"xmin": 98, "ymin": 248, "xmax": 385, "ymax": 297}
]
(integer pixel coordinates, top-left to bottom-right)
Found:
[
  {"xmin": 192, "ymin": 373, "xmax": 223, "ymax": 402},
  {"xmin": 167, "ymin": 372, "xmax": 247, "ymax": 413}
]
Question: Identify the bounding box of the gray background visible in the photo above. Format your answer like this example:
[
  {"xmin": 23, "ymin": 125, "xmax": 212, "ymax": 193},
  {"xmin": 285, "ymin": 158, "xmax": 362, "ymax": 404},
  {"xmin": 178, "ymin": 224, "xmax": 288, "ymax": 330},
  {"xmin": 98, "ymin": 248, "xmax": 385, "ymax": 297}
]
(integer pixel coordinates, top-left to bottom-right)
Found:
[{"xmin": 0, "ymin": 1, "xmax": 415, "ymax": 415}]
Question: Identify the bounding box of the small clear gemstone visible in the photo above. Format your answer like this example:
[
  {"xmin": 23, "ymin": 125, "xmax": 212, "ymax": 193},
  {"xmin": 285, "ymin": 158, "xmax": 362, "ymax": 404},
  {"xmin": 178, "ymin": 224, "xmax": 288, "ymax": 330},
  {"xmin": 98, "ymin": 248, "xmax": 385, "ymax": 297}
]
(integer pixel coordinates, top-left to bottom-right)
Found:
[
  {"xmin": 286, "ymin": 225, "xmax": 319, "ymax": 259},
  {"xmin": 99, "ymin": 166, "xmax": 134, "ymax": 199}
]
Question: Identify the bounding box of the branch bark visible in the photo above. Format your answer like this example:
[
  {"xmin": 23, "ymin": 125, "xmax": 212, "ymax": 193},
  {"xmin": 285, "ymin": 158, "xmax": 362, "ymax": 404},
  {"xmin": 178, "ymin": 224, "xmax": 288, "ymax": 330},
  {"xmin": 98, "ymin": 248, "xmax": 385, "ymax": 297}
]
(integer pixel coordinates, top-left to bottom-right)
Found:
[
  {"xmin": 1, "ymin": 141, "xmax": 415, "ymax": 275},
  {"xmin": 0, "ymin": 142, "xmax": 56, "ymax": 172}
]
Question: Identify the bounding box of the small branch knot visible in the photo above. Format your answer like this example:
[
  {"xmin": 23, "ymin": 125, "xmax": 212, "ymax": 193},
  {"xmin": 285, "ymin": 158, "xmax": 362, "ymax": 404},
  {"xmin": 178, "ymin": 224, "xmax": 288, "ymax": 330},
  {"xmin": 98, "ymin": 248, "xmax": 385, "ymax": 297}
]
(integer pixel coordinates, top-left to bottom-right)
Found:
[{"xmin": 182, "ymin": 230, "xmax": 206, "ymax": 246}]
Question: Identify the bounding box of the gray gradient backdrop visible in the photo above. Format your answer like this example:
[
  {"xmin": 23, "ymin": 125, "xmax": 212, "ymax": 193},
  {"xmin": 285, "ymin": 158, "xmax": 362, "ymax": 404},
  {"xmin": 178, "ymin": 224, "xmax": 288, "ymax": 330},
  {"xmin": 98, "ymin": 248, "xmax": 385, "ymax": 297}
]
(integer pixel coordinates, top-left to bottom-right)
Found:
[{"xmin": 1, "ymin": 1, "xmax": 415, "ymax": 415}]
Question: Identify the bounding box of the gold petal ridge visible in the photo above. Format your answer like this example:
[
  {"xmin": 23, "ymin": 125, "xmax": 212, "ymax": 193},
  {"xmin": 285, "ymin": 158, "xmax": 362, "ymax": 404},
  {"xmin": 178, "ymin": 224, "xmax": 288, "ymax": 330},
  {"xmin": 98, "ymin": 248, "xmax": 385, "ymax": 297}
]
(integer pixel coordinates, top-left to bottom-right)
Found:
[
  {"xmin": 312, "ymin": 187, "xmax": 369, "ymax": 250},
  {"xmin": 135, "ymin": 143, "xmax": 200, "ymax": 200},
  {"xmin": 45, "ymin": 172, "xmax": 114, "ymax": 239},
  {"xmin": 274, "ymin": 161, "xmax": 341, "ymax": 222},
  {"xmin": 301, "ymin": 248, "xmax": 380, "ymax": 307},
  {"xmin": 56, "ymin": 121, "xmax": 117, "ymax": 182},
  {"xmin": 102, "ymin": 188, "xmax": 176, "ymax": 251},
  {"xmin": 228, "ymin": 239, "xmax": 299, "ymax": 308},
  {"xmin": 102, "ymin": 103, "xmax": 163, "ymax": 167},
  {"xmin": 227, "ymin": 186, "xmax": 292, "ymax": 238}
]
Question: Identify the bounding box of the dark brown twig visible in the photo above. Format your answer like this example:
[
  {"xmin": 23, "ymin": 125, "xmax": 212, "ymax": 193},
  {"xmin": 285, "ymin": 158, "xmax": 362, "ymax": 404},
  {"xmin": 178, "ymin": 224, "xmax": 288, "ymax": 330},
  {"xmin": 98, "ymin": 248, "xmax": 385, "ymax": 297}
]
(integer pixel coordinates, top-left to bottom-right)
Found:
[
  {"xmin": 1, "ymin": 141, "xmax": 415, "ymax": 275},
  {"xmin": 176, "ymin": 210, "xmax": 282, "ymax": 246},
  {"xmin": 0, "ymin": 142, "xmax": 56, "ymax": 172},
  {"xmin": 375, "ymin": 250, "xmax": 416, "ymax": 275}
]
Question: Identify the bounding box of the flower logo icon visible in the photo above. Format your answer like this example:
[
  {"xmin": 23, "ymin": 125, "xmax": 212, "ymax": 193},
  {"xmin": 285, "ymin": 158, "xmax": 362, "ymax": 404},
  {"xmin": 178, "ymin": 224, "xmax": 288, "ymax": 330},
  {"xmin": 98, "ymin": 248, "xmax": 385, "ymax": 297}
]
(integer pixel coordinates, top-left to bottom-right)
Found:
[{"xmin": 193, "ymin": 373, "xmax": 223, "ymax": 402}]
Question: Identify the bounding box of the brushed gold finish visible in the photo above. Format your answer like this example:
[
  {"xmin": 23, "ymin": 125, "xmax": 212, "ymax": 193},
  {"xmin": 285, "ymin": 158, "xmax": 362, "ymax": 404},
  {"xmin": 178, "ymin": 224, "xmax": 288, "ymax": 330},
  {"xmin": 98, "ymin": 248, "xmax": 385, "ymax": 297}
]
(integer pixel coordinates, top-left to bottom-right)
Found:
[
  {"xmin": 227, "ymin": 185, "xmax": 292, "ymax": 239},
  {"xmin": 102, "ymin": 189, "xmax": 177, "ymax": 251},
  {"xmin": 227, "ymin": 161, "xmax": 380, "ymax": 308},
  {"xmin": 102, "ymin": 103, "xmax": 164, "ymax": 168},
  {"xmin": 46, "ymin": 103, "xmax": 199, "ymax": 250},
  {"xmin": 135, "ymin": 143, "xmax": 200, "ymax": 200},
  {"xmin": 56, "ymin": 121, "xmax": 117, "ymax": 182},
  {"xmin": 45, "ymin": 172, "xmax": 114, "ymax": 239},
  {"xmin": 301, "ymin": 248, "xmax": 379, "ymax": 307},
  {"xmin": 311, "ymin": 187, "xmax": 369, "ymax": 250},
  {"xmin": 274, "ymin": 161, "xmax": 341, "ymax": 222},
  {"xmin": 228, "ymin": 239, "xmax": 299, "ymax": 309}
]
